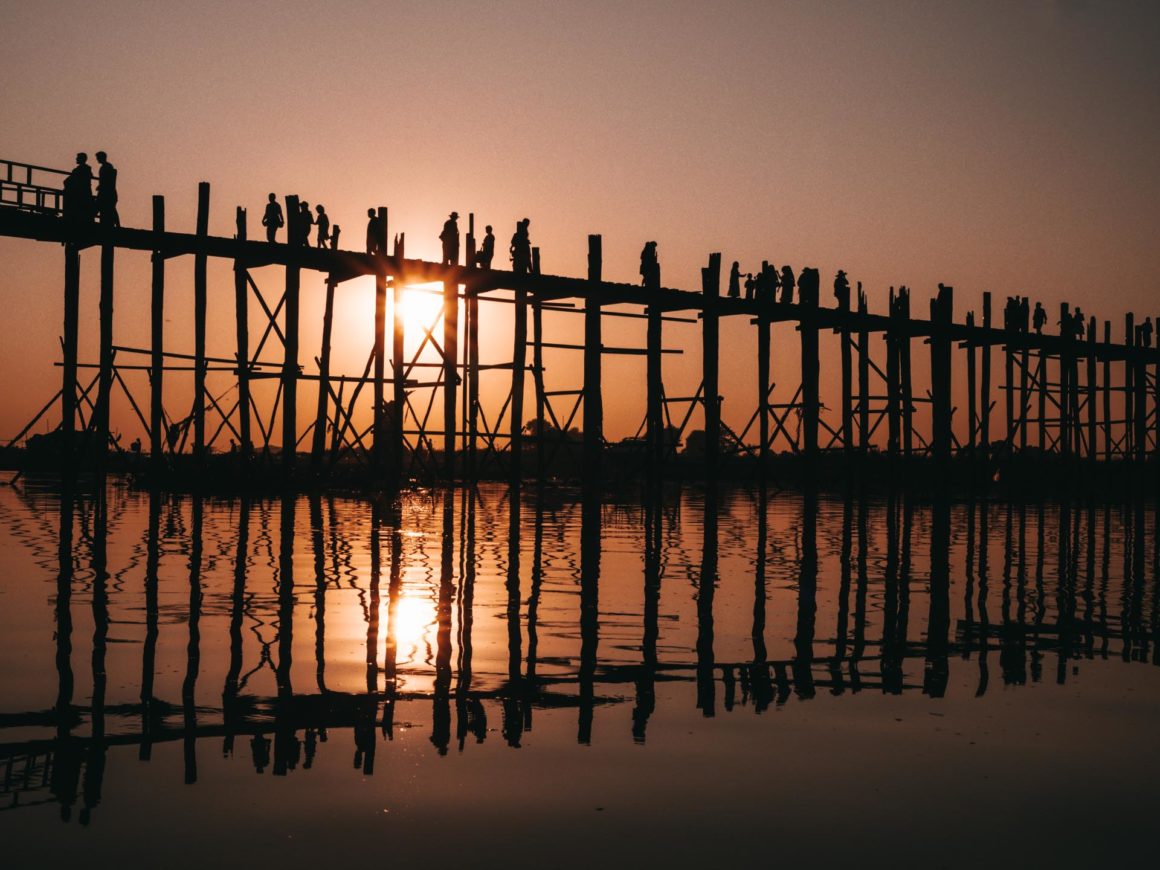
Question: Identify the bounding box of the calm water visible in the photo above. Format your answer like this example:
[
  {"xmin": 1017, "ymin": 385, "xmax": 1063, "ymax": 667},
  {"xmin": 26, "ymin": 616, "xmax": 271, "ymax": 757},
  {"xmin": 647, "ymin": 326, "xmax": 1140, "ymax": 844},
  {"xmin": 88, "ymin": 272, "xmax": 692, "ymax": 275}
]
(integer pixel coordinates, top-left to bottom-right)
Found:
[{"xmin": 1, "ymin": 480, "xmax": 1158, "ymax": 868}]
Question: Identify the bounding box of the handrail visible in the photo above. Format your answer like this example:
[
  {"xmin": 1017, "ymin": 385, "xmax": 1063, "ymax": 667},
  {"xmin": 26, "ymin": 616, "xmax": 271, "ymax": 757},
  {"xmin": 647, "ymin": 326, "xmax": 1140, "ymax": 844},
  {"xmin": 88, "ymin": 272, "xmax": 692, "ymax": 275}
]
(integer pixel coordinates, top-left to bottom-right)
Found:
[{"xmin": 0, "ymin": 158, "xmax": 68, "ymax": 214}]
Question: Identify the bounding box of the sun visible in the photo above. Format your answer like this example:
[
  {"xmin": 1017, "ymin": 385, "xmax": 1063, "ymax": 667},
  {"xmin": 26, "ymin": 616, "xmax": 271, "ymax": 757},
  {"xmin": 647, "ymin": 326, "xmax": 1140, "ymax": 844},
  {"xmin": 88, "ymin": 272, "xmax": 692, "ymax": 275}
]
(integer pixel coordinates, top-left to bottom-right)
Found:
[{"xmin": 396, "ymin": 282, "xmax": 448, "ymax": 332}]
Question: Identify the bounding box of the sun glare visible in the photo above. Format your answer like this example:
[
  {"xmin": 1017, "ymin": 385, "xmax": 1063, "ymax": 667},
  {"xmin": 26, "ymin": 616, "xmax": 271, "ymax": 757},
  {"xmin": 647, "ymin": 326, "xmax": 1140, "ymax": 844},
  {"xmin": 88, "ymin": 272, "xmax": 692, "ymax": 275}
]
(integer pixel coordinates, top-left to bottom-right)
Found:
[{"xmin": 397, "ymin": 282, "xmax": 447, "ymax": 332}]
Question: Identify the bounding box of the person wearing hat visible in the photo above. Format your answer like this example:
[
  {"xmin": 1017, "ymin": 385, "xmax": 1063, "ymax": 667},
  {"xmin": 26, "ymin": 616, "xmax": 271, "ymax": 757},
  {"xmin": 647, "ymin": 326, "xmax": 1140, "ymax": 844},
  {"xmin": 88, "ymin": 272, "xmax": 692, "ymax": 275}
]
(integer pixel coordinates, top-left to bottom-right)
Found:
[
  {"xmin": 833, "ymin": 269, "xmax": 850, "ymax": 307},
  {"xmin": 440, "ymin": 211, "xmax": 460, "ymax": 266}
]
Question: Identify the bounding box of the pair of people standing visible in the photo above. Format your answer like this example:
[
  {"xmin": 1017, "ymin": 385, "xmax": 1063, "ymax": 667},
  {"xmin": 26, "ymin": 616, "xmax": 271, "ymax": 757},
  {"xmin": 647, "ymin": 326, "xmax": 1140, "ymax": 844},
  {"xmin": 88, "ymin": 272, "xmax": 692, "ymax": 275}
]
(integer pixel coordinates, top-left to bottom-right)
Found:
[
  {"xmin": 262, "ymin": 194, "xmax": 334, "ymax": 247},
  {"xmin": 63, "ymin": 151, "xmax": 118, "ymax": 226},
  {"xmin": 437, "ymin": 212, "xmax": 503, "ymax": 271}
]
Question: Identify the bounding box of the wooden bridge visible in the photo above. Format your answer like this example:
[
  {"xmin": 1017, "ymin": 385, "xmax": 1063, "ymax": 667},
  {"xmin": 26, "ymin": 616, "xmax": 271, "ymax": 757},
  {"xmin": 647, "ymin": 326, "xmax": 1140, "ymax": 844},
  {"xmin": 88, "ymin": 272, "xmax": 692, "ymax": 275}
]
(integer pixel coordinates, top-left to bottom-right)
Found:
[{"xmin": 1, "ymin": 156, "xmax": 1158, "ymax": 487}]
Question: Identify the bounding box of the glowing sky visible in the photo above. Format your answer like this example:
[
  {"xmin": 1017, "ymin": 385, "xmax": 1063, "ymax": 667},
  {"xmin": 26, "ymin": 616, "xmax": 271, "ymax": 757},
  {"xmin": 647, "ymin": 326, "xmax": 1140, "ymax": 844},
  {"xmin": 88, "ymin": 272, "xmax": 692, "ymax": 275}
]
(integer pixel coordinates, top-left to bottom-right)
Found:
[{"xmin": 1, "ymin": 1, "xmax": 1157, "ymax": 445}]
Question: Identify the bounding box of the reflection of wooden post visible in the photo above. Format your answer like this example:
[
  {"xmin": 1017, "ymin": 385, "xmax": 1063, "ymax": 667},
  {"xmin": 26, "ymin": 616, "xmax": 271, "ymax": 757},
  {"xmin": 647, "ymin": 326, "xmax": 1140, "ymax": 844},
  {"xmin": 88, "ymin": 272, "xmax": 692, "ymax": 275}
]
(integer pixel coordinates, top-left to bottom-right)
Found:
[
  {"xmin": 1086, "ymin": 317, "xmax": 1097, "ymax": 462},
  {"xmin": 282, "ymin": 194, "xmax": 300, "ymax": 474},
  {"xmin": 62, "ymin": 242, "xmax": 80, "ymax": 467},
  {"xmin": 583, "ymin": 236, "xmax": 603, "ymax": 488},
  {"xmin": 312, "ymin": 277, "xmax": 336, "ymax": 467},
  {"xmin": 702, "ymin": 253, "xmax": 722, "ymax": 479},
  {"xmin": 839, "ymin": 282, "xmax": 852, "ymax": 453},
  {"xmin": 857, "ymin": 287, "xmax": 869, "ymax": 451},
  {"xmin": 981, "ymin": 292, "xmax": 992, "ymax": 452},
  {"xmin": 150, "ymin": 197, "xmax": 166, "ymax": 469},
  {"xmin": 193, "ymin": 182, "xmax": 210, "ymax": 461},
  {"xmin": 967, "ymin": 311, "xmax": 977, "ymax": 453},
  {"xmin": 232, "ymin": 206, "xmax": 250, "ymax": 459}
]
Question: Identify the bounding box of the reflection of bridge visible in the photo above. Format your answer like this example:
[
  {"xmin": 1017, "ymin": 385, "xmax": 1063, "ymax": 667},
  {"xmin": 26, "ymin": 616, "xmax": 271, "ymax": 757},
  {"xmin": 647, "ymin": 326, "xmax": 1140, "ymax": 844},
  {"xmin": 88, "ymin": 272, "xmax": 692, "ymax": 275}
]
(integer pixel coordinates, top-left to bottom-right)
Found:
[
  {"xmin": 2, "ymin": 156, "xmax": 1158, "ymax": 490},
  {"xmin": 1, "ymin": 481, "xmax": 1155, "ymax": 823}
]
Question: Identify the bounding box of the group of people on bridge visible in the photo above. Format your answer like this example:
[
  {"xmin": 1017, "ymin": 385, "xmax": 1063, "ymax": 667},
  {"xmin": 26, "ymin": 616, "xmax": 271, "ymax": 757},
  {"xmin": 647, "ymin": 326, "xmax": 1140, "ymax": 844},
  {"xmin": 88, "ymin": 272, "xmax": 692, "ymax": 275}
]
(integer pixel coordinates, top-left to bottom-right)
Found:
[
  {"xmin": 62, "ymin": 151, "xmax": 119, "ymax": 227},
  {"xmin": 262, "ymin": 194, "xmax": 338, "ymax": 249}
]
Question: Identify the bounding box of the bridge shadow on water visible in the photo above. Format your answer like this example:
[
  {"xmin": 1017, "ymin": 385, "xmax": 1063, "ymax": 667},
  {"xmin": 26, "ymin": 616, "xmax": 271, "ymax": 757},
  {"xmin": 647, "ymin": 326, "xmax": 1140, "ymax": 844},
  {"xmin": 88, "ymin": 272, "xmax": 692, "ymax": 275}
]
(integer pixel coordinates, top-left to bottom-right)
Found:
[{"xmin": 0, "ymin": 478, "xmax": 1157, "ymax": 863}]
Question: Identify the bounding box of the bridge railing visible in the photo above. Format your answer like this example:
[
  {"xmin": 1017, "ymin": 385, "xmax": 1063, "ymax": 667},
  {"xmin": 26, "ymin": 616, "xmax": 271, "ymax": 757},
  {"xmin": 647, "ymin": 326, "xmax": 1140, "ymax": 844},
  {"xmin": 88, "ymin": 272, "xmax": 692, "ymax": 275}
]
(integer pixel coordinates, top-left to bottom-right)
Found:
[{"xmin": 0, "ymin": 158, "xmax": 68, "ymax": 214}]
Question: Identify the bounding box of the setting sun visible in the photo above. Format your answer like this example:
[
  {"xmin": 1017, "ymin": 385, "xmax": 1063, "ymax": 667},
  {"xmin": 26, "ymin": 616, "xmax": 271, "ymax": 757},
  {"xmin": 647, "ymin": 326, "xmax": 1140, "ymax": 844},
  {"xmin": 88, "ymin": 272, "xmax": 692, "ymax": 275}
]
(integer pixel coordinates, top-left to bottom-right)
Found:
[{"xmin": 397, "ymin": 282, "xmax": 448, "ymax": 333}]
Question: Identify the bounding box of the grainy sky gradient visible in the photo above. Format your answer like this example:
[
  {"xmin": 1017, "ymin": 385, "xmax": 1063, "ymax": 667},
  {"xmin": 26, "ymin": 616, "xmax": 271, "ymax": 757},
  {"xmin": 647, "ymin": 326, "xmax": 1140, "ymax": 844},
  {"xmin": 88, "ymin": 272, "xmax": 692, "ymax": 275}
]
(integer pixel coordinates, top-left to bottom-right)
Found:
[{"xmin": 1, "ymin": 0, "xmax": 1157, "ymax": 444}]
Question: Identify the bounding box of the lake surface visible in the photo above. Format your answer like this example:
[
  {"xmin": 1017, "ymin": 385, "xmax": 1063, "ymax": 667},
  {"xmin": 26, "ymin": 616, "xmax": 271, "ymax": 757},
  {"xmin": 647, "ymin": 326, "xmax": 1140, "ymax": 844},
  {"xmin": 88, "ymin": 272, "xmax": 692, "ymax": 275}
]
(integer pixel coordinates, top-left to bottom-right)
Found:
[{"xmin": 1, "ymin": 479, "xmax": 1158, "ymax": 868}]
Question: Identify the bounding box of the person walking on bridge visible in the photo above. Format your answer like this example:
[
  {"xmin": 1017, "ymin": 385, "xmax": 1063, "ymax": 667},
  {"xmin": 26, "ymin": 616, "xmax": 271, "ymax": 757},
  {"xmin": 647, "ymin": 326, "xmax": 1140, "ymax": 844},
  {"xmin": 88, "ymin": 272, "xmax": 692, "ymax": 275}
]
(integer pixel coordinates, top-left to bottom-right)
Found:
[
  {"xmin": 262, "ymin": 194, "xmax": 284, "ymax": 243},
  {"xmin": 314, "ymin": 204, "xmax": 330, "ymax": 248},
  {"xmin": 474, "ymin": 224, "xmax": 495, "ymax": 269},
  {"xmin": 510, "ymin": 218, "xmax": 532, "ymax": 275},
  {"xmin": 95, "ymin": 151, "xmax": 119, "ymax": 227},
  {"xmin": 440, "ymin": 211, "xmax": 460, "ymax": 266},
  {"xmin": 366, "ymin": 208, "xmax": 383, "ymax": 255},
  {"xmin": 63, "ymin": 152, "xmax": 94, "ymax": 225}
]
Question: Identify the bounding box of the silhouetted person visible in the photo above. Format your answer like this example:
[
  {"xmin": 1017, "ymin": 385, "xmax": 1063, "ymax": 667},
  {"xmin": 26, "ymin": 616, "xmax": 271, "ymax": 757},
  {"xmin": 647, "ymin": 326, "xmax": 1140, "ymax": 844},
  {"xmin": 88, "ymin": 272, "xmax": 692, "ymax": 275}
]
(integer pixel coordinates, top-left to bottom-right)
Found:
[
  {"xmin": 1073, "ymin": 307, "xmax": 1086, "ymax": 339},
  {"xmin": 439, "ymin": 211, "xmax": 460, "ymax": 266},
  {"xmin": 1141, "ymin": 316, "xmax": 1154, "ymax": 348},
  {"xmin": 63, "ymin": 152, "xmax": 94, "ymax": 224},
  {"xmin": 366, "ymin": 208, "xmax": 382, "ymax": 255},
  {"xmin": 262, "ymin": 193, "xmax": 284, "ymax": 243},
  {"xmin": 94, "ymin": 151, "xmax": 119, "ymax": 227},
  {"xmin": 639, "ymin": 241, "xmax": 660, "ymax": 287},
  {"xmin": 330, "ymin": 224, "xmax": 341, "ymax": 250},
  {"xmin": 298, "ymin": 201, "xmax": 313, "ymax": 246},
  {"xmin": 743, "ymin": 272, "xmax": 755, "ymax": 300},
  {"xmin": 314, "ymin": 204, "xmax": 329, "ymax": 247},
  {"xmin": 474, "ymin": 224, "xmax": 495, "ymax": 268},
  {"xmin": 510, "ymin": 218, "xmax": 531, "ymax": 274},
  {"xmin": 779, "ymin": 265, "xmax": 795, "ymax": 304},
  {"xmin": 1032, "ymin": 301, "xmax": 1046, "ymax": 334},
  {"xmin": 763, "ymin": 263, "xmax": 780, "ymax": 303},
  {"xmin": 833, "ymin": 269, "xmax": 850, "ymax": 307},
  {"xmin": 727, "ymin": 260, "xmax": 741, "ymax": 298},
  {"xmin": 1019, "ymin": 296, "xmax": 1030, "ymax": 333}
]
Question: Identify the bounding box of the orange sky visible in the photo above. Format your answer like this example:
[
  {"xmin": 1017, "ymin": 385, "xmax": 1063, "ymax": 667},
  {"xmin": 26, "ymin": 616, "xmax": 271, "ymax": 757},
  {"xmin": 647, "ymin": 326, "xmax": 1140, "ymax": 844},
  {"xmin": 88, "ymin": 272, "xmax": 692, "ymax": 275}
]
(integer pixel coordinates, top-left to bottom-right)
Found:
[{"xmin": 1, "ymin": 1, "xmax": 1157, "ymax": 447}]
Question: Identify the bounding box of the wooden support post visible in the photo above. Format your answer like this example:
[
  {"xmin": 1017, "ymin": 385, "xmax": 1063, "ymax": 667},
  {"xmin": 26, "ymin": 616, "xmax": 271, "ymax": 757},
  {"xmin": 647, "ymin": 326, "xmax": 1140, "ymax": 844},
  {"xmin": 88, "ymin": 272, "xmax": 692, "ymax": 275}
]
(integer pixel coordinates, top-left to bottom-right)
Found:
[
  {"xmin": 1044, "ymin": 350, "xmax": 1053, "ymax": 452},
  {"xmin": 799, "ymin": 268, "xmax": 819, "ymax": 460},
  {"xmin": 757, "ymin": 312, "xmax": 770, "ymax": 466},
  {"xmin": 1004, "ymin": 316, "xmax": 1015, "ymax": 448},
  {"xmin": 981, "ymin": 292, "xmax": 992, "ymax": 452},
  {"xmin": 193, "ymin": 182, "xmax": 210, "ymax": 461},
  {"xmin": 311, "ymin": 277, "xmax": 336, "ymax": 467},
  {"xmin": 62, "ymin": 242, "xmax": 80, "ymax": 466},
  {"xmin": 373, "ymin": 272, "xmax": 387, "ymax": 474},
  {"xmin": 702, "ymin": 253, "xmax": 722, "ymax": 479},
  {"xmin": 150, "ymin": 197, "xmax": 166, "ymax": 470},
  {"xmin": 857, "ymin": 287, "xmax": 869, "ymax": 451},
  {"xmin": 583, "ymin": 235, "xmax": 603, "ymax": 489},
  {"xmin": 443, "ymin": 272, "xmax": 458, "ymax": 479},
  {"xmin": 532, "ymin": 291, "xmax": 544, "ymax": 482},
  {"xmin": 967, "ymin": 311, "xmax": 977, "ymax": 453},
  {"xmin": 900, "ymin": 289, "xmax": 913, "ymax": 459},
  {"xmin": 646, "ymin": 296, "xmax": 663, "ymax": 490},
  {"xmin": 232, "ymin": 206, "xmax": 250, "ymax": 461},
  {"xmin": 1125, "ymin": 313, "xmax": 1134, "ymax": 457},
  {"xmin": 1086, "ymin": 317, "xmax": 1097, "ymax": 463},
  {"xmin": 510, "ymin": 272, "xmax": 528, "ymax": 487},
  {"xmin": 96, "ymin": 237, "xmax": 115, "ymax": 466},
  {"xmin": 464, "ymin": 277, "xmax": 477, "ymax": 480},
  {"xmin": 282, "ymin": 194, "xmax": 300, "ymax": 474},
  {"xmin": 1134, "ymin": 323, "xmax": 1147, "ymax": 464},
  {"xmin": 840, "ymin": 281, "xmax": 853, "ymax": 453},
  {"xmin": 1102, "ymin": 321, "xmax": 1112, "ymax": 461},
  {"xmin": 1018, "ymin": 340, "xmax": 1029, "ymax": 452},
  {"xmin": 1059, "ymin": 303, "xmax": 1071, "ymax": 457},
  {"xmin": 930, "ymin": 285, "xmax": 953, "ymax": 464},
  {"xmin": 391, "ymin": 277, "xmax": 406, "ymax": 483},
  {"xmin": 886, "ymin": 288, "xmax": 901, "ymax": 457}
]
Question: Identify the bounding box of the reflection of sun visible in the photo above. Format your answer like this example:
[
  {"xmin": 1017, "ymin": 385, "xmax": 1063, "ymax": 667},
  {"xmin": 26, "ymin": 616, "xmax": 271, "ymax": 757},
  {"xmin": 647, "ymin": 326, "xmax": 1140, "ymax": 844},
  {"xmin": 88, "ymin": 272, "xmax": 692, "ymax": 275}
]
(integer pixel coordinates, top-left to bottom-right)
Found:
[
  {"xmin": 389, "ymin": 593, "xmax": 433, "ymax": 662},
  {"xmin": 397, "ymin": 282, "xmax": 446, "ymax": 332}
]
